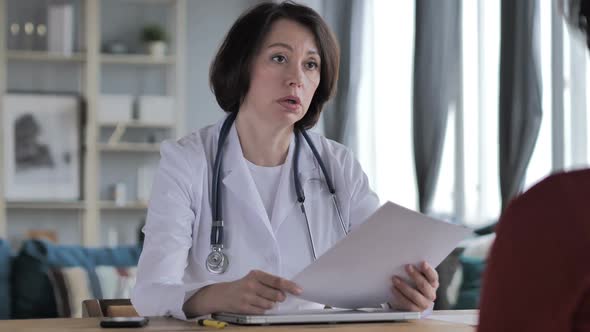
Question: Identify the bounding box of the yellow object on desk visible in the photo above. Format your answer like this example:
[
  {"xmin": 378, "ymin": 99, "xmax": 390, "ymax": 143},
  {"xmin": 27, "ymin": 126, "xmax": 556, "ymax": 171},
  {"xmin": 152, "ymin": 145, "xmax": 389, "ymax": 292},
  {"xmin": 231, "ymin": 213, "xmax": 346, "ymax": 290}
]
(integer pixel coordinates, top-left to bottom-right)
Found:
[{"xmin": 197, "ymin": 319, "xmax": 228, "ymax": 329}]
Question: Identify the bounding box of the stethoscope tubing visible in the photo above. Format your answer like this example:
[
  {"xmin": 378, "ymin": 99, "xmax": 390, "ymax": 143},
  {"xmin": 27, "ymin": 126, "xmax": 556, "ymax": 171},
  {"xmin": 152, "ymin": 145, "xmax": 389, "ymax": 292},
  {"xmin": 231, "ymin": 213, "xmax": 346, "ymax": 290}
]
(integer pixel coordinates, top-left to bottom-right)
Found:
[
  {"xmin": 210, "ymin": 111, "xmax": 237, "ymax": 249},
  {"xmin": 207, "ymin": 114, "xmax": 348, "ymax": 274}
]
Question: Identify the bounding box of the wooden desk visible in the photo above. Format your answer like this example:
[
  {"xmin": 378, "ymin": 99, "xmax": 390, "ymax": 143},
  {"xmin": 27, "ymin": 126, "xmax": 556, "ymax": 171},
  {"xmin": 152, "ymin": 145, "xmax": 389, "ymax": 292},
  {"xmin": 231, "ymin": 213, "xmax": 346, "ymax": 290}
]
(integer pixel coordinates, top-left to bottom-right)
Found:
[{"xmin": 0, "ymin": 310, "xmax": 477, "ymax": 332}]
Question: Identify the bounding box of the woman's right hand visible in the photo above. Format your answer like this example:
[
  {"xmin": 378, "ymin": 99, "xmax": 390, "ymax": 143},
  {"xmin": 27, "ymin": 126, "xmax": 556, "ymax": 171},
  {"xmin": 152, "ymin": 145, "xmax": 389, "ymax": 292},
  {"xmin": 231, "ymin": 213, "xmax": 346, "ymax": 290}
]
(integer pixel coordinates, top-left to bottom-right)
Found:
[{"xmin": 185, "ymin": 270, "xmax": 303, "ymax": 316}]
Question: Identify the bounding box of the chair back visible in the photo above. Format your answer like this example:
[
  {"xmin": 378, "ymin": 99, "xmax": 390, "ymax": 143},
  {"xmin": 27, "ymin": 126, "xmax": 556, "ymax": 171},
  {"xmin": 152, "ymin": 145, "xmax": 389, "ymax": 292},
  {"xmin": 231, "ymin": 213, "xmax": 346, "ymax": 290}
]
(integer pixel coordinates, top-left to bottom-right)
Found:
[{"xmin": 82, "ymin": 299, "xmax": 139, "ymax": 318}]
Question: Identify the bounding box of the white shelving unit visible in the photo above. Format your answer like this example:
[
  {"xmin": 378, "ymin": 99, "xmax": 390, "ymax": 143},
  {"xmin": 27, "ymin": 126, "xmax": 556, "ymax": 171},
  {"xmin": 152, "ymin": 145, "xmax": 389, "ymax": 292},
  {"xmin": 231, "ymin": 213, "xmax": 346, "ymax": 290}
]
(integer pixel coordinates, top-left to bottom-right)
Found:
[
  {"xmin": 98, "ymin": 143, "xmax": 161, "ymax": 153},
  {"xmin": 100, "ymin": 201, "xmax": 149, "ymax": 211},
  {"xmin": 101, "ymin": 54, "xmax": 175, "ymax": 65},
  {"xmin": 6, "ymin": 201, "xmax": 85, "ymax": 210},
  {"xmin": 0, "ymin": 0, "xmax": 186, "ymax": 245},
  {"xmin": 100, "ymin": 121, "xmax": 175, "ymax": 129},
  {"xmin": 6, "ymin": 50, "xmax": 86, "ymax": 62}
]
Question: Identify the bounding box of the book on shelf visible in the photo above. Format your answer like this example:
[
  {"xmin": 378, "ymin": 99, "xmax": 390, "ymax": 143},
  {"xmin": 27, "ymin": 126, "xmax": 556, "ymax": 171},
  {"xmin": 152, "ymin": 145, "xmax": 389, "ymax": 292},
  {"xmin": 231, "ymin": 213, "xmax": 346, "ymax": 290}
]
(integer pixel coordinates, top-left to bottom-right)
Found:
[{"xmin": 48, "ymin": 3, "xmax": 74, "ymax": 55}]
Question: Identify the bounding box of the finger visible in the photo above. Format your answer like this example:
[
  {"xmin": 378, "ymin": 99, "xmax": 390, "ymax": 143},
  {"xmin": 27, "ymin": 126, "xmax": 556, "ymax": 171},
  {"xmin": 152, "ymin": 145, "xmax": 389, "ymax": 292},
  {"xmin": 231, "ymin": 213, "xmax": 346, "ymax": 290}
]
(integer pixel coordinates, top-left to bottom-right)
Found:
[
  {"xmin": 390, "ymin": 284, "xmax": 422, "ymax": 312},
  {"xmin": 240, "ymin": 304, "xmax": 267, "ymax": 315},
  {"xmin": 249, "ymin": 270, "xmax": 280, "ymax": 290},
  {"xmin": 244, "ymin": 293, "xmax": 275, "ymax": 311},
  {"xmin": 419, "ymin": 261, "xmax": 439, "ymax": 288},
  {"xmin": 232, "ymin": 292, "xmax": 270, "ymax": 314},
  {"xmin": 406, "ymin": 265, "xmax": 437, "ymax": 301},
  {"xmin": 277, "ymin": 278, "xmax": 303, "ymax": 296},
  {"xmin": 254, "ymin": 270, "xmax": 302, "ymax": 295},
  {"xmin": 393, "ymin": 277, "xmax": 432, "ymax": 310},
  {"xmin": 255, "ymin": 284, "xmax": 286, "ymax": 303},
  {"xmin": 251, "ymin": 270, "xmax": 282, "ymax": 289}
]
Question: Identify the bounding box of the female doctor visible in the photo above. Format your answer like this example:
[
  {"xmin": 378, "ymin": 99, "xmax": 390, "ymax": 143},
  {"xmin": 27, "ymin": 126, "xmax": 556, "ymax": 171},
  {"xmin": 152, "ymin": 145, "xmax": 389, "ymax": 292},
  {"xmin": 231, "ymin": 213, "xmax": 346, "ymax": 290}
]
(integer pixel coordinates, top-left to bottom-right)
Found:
[{"xmin": 131, "ymin": 1, "xmax": 439, "ymax": 319}]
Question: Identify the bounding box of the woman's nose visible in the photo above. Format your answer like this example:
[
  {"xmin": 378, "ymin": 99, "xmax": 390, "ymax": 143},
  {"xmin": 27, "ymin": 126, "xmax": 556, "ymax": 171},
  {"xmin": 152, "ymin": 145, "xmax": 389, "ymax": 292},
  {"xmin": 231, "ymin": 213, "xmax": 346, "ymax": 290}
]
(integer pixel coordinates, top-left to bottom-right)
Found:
[{"xmin": 287, "ymin": 64, "xmax": 304, "ymax": 88}]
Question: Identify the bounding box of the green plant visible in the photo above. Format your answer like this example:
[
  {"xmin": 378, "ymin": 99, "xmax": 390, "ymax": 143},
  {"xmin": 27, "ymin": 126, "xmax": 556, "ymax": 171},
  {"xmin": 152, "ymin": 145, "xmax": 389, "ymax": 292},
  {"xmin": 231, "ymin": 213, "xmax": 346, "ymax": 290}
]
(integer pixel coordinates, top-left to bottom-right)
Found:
[{"xmin": 141, "ymin": 24, "xmax": 167, "ymax": 43}]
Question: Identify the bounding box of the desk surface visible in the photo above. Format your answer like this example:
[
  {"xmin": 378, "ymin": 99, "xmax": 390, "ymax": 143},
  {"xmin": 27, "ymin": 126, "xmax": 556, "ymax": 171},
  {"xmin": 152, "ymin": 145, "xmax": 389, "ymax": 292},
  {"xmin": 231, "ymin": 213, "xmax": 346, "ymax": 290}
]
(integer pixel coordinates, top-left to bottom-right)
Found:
[{"xmin": 0, "ymin": 310, "xmax": 477, "ymax": 332}]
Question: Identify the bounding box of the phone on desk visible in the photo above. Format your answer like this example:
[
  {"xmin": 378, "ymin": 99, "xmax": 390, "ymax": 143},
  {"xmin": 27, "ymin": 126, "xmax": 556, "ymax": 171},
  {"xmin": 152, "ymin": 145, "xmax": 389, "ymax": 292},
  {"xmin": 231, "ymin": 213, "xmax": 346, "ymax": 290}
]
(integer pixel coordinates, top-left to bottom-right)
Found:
[{"xmin": 100, "ymin": 317, "xmax": 149, "ymax": 328}]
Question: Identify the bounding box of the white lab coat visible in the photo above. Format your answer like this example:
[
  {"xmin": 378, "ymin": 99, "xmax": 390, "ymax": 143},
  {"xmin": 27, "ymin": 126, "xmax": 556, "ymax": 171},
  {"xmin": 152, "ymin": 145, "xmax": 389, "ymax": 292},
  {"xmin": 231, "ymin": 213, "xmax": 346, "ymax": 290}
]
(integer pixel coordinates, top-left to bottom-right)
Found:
[{"xmin": 131, "ymin": 116, "xmax": 380, "ymax": 319}]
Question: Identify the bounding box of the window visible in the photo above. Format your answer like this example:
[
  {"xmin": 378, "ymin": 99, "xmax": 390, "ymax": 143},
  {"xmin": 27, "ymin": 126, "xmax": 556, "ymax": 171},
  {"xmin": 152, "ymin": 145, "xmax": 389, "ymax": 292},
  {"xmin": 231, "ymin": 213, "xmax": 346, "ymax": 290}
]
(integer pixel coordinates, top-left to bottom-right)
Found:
[
  {"xmin": 527, "ymin": 1, "xmax": 590, "ymax": 183},
  {"xmin": 525, "ymin": 0, "xmax": 555, "ymax": 188},
  {"xmin": 365, "ymin": 0, "xmax": 589, "ymax": 227},
  {"xmin": 461, "ymin": 0, "xmax": 501, "ymax": 226},
  {"xmin": 371, "ymin": 0, "xmax": 417, "ymax": 211}
]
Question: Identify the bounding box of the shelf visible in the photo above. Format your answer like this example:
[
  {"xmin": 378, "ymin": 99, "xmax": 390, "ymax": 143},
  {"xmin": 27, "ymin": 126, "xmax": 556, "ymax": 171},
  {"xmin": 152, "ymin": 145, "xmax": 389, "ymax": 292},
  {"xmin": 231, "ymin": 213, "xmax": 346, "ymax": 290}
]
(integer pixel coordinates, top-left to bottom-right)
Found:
[
  {"xmin": 98, "ymin": 143, "xmax": 161, "ymax": 152},
  {"xmin": 99, "ymin": 121, "xmax": 174, "ymax": 129},
  {"xmin": 100, "ymin": 201, "xmax": 148, "ymax": 210},
  {"xmin": 114, "ymin": 0, "xmax": 176, "ymax": 4},
  {"xmin": 0, "ymin": 0, "xmax": 187, "ymax": 246},
  {"xmin": 101, "ymin": 54, "xmax": 175, "ymax": 65},
  {"xmin": 6, "ymin": 201, "xmax": 85, "ymax": 210},
  {"xmin": 6, "ymin": 50, "xmax": 86, "ymax": 63}
]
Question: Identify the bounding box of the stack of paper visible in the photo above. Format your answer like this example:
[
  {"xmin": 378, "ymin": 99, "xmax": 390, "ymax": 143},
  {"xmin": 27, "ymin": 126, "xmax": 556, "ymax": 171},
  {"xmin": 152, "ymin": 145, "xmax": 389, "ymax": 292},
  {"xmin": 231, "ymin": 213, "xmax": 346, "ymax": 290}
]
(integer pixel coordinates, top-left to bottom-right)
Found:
[{"xmin": 292, "ymin": 201, "xmax": 473, "ymax": 308}]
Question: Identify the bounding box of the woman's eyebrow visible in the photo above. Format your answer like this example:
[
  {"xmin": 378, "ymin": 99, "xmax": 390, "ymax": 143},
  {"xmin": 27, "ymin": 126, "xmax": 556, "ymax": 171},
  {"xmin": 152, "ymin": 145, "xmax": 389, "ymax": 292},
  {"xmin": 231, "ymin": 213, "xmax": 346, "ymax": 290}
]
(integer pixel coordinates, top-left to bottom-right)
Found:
[{"xmin": 267, "ymin": 42, "xmax": 319, "ymax": 56}]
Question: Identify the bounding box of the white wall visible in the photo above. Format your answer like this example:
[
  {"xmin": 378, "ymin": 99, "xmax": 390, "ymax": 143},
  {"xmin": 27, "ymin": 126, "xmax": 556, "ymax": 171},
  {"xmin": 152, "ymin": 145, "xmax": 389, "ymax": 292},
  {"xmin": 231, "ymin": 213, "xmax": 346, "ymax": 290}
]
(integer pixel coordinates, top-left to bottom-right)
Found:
[{"xmin": 185, "ymin": 0, "xmax": 260, "ymax": 133}]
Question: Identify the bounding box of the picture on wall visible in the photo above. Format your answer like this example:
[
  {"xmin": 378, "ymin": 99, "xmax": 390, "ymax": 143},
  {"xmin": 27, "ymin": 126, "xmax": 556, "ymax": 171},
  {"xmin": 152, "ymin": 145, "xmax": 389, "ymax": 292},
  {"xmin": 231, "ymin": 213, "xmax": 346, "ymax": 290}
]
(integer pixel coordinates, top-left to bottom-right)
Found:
[{"xmin": 3, "ymin": 93, "xmax": 81, "ymax": 201}]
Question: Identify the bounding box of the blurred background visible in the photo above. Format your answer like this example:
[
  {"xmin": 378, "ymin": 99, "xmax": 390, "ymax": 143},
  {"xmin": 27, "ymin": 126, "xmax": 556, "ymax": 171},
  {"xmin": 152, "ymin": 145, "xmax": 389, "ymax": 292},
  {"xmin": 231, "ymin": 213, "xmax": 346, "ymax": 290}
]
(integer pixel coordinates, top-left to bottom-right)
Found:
[
  {"xmin": 1, "ymin": 0, "xmax": 587, "ymax": 246},
  {"xmin": 0, "ymin": 0, "xmax": 587, "ymax": 320}
]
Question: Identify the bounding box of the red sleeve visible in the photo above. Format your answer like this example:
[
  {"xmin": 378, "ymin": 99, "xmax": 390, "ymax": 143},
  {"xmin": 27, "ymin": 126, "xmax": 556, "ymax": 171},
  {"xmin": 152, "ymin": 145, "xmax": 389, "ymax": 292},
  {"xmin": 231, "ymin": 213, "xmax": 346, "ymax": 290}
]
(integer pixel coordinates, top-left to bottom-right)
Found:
[{"xmin": 477, "ymin": 170, "xmax": 590, "ymax": 332}]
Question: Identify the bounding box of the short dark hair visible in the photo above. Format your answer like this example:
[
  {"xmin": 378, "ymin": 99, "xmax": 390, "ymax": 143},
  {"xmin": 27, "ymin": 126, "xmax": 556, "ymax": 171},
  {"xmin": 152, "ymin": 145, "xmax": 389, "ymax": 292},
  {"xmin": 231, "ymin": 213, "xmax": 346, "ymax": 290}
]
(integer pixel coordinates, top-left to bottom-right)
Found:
[
  {"xmin": 579, "ymin": 0, "xmax": 590, "ymax": 48},
  {"xmin": 209, "ymin": 1, "xmax": 340, "ymax": 129},
  {"xmin": 564, "ymin": 0, "xmax": 590, "ymax": 49}
]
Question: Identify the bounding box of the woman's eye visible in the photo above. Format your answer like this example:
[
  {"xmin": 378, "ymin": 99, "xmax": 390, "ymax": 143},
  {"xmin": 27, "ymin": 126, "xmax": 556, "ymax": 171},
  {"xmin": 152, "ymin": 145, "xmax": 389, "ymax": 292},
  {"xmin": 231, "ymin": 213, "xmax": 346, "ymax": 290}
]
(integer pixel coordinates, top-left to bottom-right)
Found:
[
  {"xmin": 306, "ymin": 61, "xmax": 319, "ymax": 70},
  {"xmin": 272, "ymin": 55, "xmax": 287, "ymax": 63}
]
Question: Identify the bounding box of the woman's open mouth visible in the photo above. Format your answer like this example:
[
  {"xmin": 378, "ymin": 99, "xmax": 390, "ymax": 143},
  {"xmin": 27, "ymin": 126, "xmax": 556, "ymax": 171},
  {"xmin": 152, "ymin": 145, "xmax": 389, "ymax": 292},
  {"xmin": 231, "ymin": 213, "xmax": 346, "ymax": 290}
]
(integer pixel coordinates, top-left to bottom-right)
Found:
[{"xmin": 278, "ymin": 96, "xmax": 301, "ymax": 112}]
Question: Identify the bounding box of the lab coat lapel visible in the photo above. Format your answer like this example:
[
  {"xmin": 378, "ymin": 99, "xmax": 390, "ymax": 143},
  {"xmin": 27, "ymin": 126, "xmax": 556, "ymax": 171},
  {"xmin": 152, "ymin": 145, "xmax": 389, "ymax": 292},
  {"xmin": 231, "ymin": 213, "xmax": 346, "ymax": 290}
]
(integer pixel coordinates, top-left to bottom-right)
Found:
[
  {"xmin": 271, "ymin": 133, "xmax": 318, "ymax": 232},
  {"xmin": 221, "ymin": 124, "xmax": 273, "ymax": 235}
]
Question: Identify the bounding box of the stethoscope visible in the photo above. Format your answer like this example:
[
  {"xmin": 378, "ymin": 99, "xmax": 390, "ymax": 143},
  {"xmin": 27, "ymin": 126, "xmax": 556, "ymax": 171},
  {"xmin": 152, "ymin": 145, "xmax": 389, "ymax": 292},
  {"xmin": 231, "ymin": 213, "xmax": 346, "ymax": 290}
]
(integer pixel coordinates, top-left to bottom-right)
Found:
[{"xmin": 206, "ymin": 112, "xmax": 349, "ymax": 274}]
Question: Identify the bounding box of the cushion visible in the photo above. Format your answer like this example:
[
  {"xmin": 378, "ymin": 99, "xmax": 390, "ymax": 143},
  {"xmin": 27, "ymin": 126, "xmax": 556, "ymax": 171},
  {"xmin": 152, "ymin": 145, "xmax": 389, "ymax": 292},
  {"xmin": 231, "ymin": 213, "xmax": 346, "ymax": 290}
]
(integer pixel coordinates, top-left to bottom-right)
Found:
[
  {"xmin": 462, "ymin": 233, "xmax": 496, "ymax": 259},
  {"xmin": 0, "ymin": 240, "xmax": 12, "ymax": 319},
  {"xmin": 453, "ymin": 233, "xmax": 495, "ymax": 309},
  {"xmin": 435, "ymin": 233, "xmax": 495, "ymax": 310},
  {"xmin": 11, "ymin": 239, "xmax": 141, "ymax": 319},
  {"xmin": 48, "ymin": 267, "xmax": 93, "ymax": 318},
  {"xmin": 95, "ymin": 266, "xmax": 137, "ymax": 300},
  {"xmin": 48, "ymin": 266, "xmax": 137, "ymax": 317},
  {"xmin": 454, "ymin": 256, "xmax": 486, "ymax": 309}
]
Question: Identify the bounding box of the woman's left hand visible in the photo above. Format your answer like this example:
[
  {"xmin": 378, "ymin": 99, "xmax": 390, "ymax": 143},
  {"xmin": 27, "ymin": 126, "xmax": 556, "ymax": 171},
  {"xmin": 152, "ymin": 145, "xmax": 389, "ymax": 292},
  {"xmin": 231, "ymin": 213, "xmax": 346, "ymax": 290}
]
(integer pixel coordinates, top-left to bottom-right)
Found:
[{"xmin": 389, "ymin": 261, "xmax": 439, "ymax": 312}]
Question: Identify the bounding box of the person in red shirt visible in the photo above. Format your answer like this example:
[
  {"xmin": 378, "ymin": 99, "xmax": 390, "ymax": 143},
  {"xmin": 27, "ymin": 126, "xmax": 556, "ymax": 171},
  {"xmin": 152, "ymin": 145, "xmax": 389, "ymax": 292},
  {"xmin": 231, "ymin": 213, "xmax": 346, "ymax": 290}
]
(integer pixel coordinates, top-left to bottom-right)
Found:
[
  {"xmin": 477, "ymin": 169, "xmax": 590, "ymax": 331},
  {"xmin": 478, "ymin": 2, "xmax": 590, "ymax": 331}
]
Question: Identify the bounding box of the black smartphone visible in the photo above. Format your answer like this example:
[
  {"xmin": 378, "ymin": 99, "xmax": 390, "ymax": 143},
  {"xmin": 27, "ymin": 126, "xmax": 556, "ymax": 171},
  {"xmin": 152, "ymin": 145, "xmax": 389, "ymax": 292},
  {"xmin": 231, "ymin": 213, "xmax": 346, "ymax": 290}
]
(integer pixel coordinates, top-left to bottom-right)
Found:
[{"xmin": 100, "ymin": 317, "xmax": 149, "ymax": 328}]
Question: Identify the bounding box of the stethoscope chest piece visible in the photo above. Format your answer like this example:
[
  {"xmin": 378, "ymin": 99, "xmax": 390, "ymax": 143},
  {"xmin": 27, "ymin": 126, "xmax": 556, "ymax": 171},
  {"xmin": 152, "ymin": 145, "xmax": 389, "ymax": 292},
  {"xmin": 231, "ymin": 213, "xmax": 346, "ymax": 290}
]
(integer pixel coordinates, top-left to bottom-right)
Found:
[{"xmin": 206, "ymin": 247, "xmax": 229, "ymax": 274}]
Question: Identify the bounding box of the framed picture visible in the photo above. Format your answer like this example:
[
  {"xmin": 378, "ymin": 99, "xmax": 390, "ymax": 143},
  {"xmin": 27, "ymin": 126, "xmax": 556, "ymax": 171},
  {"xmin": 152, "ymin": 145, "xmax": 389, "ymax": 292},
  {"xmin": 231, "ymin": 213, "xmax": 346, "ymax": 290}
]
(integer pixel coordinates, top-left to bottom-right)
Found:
[{"xmin": 3, "ymin": 93, "xmax": 81, "ymax": 201}]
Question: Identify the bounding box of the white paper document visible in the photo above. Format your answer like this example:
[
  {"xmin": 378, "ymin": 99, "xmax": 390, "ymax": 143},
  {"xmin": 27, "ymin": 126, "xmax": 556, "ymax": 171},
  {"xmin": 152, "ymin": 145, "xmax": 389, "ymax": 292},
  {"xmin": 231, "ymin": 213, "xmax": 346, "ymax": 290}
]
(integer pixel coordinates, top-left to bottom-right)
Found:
[
  {"xmin": 292, "ymin": 201, "xmax": 472, "ymax": 308},
  {"xmin": 427, "ymin": 312, "xmax": 479, "ymax": 326}
]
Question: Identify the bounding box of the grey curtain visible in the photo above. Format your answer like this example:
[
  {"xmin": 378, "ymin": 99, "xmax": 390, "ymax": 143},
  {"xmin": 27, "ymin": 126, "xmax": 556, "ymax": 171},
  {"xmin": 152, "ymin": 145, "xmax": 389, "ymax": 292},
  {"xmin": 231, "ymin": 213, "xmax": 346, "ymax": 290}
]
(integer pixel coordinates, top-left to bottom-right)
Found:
[
  {"xmin": 499, "ymin": 0, "xmax": 542, "ymax": 210},
  {"xmin": 321, "ymin": 0, "xmax": 365, "ymax": 152},
  {"xmin": 413, "ymin": 0, "xmax": 461, "ymax": 214}
]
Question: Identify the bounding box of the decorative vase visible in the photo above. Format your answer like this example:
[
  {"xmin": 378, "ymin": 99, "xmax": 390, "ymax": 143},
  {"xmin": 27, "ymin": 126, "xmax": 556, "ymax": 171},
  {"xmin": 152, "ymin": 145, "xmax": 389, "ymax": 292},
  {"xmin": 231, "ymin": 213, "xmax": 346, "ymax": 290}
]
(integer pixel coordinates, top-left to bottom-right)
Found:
[{"xmin": 147, "ymin": 41, "xmax": 167, "ymax": 57}]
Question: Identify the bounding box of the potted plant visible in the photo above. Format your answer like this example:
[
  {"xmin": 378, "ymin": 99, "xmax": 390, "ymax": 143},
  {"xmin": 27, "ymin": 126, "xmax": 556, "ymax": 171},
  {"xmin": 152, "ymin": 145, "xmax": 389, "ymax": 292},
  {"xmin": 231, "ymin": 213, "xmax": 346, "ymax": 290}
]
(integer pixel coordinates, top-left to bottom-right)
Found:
[{"xmin": 141, "ymin": 24, "xmax": 168, "ymax": 57}]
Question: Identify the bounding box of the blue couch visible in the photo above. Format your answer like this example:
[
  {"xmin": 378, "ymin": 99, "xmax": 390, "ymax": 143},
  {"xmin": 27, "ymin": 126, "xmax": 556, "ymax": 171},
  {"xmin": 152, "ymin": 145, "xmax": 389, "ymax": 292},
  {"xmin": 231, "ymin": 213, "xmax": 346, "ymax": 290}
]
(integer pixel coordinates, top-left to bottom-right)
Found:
[
  {"xmin": 0, "ymin": 240, "xmax": 11, "ymax": 319},
  {"xmin": 0, "ymin": 238, "xmax": 141, "ymax": 319}
]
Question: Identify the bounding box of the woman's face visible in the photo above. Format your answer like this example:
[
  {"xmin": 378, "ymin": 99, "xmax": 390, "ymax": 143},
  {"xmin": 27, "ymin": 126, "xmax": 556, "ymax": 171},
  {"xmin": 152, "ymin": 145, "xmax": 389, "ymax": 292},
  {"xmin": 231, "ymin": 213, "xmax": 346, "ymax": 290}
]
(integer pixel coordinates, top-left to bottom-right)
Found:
[{"xmin": 240, "ymin": 19, "xmax": 321, "ymax": 129}]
